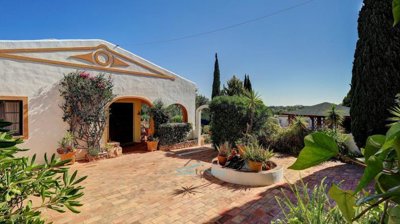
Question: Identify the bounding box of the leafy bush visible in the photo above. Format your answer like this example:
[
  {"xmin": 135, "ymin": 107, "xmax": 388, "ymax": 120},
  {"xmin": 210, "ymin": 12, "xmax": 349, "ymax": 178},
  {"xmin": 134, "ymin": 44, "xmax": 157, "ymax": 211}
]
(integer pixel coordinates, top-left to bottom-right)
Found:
[
  {"xmin": 209, "ymin": 96, "xmax": 248, "ymax": 146},
  {"xmin": 202, "ymin": 125, "xmax": 210, "ymax": 134},
  {"xmin": 158, "ymin": 123, "xmax": 192, "ymax": 145},
  {"xmin": 209, "ymin": 95, "xmax": 269, "ymax": 146},
  {"xmin": 273, "ymin": 179, "xmax": 382, "ymax": 224},
  {"xmin": 60, "ymin": 71, "xmax": 114, "ymax": 150},
  {"xmin": 289, "ymin": 127, "xmax": 400, "ymax": 222},
  {"xmin": 319, "ymin": 128, "xmax": 350, "ymax": 156},
  {"xmin": 258, "ymin": 117, "xmax": 281, "ymax": 144},
  {"xmin": 148, "ymin": 100, "xmax": 169, "ymax": 137},
  {"xmin": 261, "ymin": 117, "xmax": 310, "ymax": 155},
  {"xmin": 0, "ymin": 120, "xmax": 86, "ymax": 223},
  {"xmin": 170, "ymin": 115, "xmax": 183, "ymax": 123}
]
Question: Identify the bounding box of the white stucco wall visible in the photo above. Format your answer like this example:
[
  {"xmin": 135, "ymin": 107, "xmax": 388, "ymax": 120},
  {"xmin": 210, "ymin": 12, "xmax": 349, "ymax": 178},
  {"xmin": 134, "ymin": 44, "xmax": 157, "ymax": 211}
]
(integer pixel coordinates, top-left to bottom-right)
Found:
[{"xmin": 0, "ymin": 39, "xmax": 196, "ymax": 162}]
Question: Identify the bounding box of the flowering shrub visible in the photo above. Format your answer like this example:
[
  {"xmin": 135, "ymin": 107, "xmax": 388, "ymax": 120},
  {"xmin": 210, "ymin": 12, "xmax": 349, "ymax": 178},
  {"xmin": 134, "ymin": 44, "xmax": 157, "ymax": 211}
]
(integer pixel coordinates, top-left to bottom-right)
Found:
[{"xmin": 60, "ymin": 71, "xmax": 115, "ymax": 150}]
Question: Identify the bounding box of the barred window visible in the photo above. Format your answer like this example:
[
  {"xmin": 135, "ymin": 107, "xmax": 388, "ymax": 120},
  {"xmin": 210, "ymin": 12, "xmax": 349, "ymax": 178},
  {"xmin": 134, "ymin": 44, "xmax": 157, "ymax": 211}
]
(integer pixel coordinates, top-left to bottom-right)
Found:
[{"xmin": 0, "ymin": 100, "xmax": 23, "ymax": 136}]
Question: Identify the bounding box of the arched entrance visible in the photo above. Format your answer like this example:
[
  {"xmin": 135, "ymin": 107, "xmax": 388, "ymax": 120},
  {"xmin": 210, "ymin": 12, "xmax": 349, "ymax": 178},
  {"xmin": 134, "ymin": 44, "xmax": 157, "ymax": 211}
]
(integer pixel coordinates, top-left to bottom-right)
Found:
[
  {"xmin": 196, "ymin": 105, "xmax": 209, "ymax": 145},
  {"xmin": 105, "ymin": 96, "xmax": 154, "ymax": 147},
  {"xmin": 166, "ymin": 103, "xmax": 188, "ymax": 123}
]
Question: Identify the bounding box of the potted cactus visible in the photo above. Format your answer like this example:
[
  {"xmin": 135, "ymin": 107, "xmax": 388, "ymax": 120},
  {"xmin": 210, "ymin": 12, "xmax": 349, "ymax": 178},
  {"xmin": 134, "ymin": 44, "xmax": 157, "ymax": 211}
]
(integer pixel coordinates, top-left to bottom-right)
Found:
[
  {"xmin": 216, "ymin": 142, "xmax": 231, "ymax": 166},
  {"xmin": 243, "ymin": 143, "xmax": 274, "ymax": 172},
  {"xmin": 147, "ymin": 135, "xmax": 159, "ymax": 151},
  {"xmin": 56, "ymin": 132, "xmax": 76, "ymax": 165}
]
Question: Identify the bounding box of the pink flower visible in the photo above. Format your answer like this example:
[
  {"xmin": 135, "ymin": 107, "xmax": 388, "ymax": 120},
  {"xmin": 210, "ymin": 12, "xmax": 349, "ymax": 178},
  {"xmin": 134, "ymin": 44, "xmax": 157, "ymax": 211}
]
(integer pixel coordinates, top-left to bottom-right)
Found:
[
  {"xmin": 97, "ymin": 83, "xmax": 105, "ymax": 89},
  {"xmin": 79, "ymin": 72, "xmax": 90, "ymax": 79}
]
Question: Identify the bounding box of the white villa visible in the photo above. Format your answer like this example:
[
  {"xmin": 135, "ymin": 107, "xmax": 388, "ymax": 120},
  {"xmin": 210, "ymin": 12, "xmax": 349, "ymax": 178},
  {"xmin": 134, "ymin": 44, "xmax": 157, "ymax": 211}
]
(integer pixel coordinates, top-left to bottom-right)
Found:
[{"xmin": 0, "ymin": 39, "xmax": 196, "ymax": 160}]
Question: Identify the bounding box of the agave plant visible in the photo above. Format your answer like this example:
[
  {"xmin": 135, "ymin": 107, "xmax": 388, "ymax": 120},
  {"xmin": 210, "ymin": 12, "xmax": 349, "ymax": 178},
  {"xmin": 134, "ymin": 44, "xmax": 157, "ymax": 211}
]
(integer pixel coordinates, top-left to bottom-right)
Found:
[
  {"xmin": 388, "ymin": 94, "xmax": 400, "ymax": 125},
  {"xmin": 243, "ymin": 143, "xmax": 274, "ymax": 163}
]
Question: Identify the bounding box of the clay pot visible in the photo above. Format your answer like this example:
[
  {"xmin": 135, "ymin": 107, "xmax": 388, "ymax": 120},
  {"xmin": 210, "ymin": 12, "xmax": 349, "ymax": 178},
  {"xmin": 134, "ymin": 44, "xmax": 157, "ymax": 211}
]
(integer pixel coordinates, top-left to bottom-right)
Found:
[
  {"xmin": 248, "ymin": 160, "xmax": 262, "ymax": 172},
  {"xmin": 217, "ymin": 155, "xmax": 228, "ymax": 166},
  {"xmin": 147, "ymin": 141, "xmax": 159, "ymax": 151},
  {"xmin": 59, "ymin": 151, "xmax": 76, "ymax": 165},
  {"xmin": 115, "ymin": 147, "xmax": 123, "ymax": 156},
  {"xmin": 107, "ymin": 148, "xmax": 116, "ymax": 158},
  {"xmin": 237, "ymin": 145, "xmax": 246, "ymax": 158}
]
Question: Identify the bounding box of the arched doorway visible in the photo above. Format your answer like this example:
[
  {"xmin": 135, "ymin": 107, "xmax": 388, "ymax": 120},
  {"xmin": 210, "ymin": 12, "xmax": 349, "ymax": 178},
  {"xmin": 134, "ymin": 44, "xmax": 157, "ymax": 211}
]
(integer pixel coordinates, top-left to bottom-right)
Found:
[
  {"xmin": 105, "ymin": 96, "xmax": 154, "ymax": 147},
  {"xmin": 196, "ymin": 105, "xmax": 209, "ymax": 145},
  {"xmin": 166, "ymin": 103, "xmax": 188, "ymax": 123}
]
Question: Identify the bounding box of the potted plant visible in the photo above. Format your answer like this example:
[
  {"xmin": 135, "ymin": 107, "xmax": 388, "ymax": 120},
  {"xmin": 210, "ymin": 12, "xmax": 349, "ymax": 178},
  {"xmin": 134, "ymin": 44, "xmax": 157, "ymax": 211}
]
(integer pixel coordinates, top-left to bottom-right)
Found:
[
  {"xmin": 147, "ymin": 135, "xmax": 159, "ymax": 151},
  {"xmin": 105, "ymin": 144, "xmax": 116, "ymax": 158},
  {"xmin": 216, "ymin": 142, "xmax": 231, "ymax": 166},
  {"xmin": 106, "ymin": 142, "xmax": 123, "ymax": 157},
  {"xmin": 56, "ymin": 132, "xmax": 76, "ymax": 165},
  {"xmin": 243, "ymin": 143, "xmax": 274, "ymax": 172},
  {"xmin": 236, "ymin": 134, "xmax": 258, "ymax": 158},
  {"xmin": 86, "ymin": 147, "xmax": 100, "ymax": 161}
]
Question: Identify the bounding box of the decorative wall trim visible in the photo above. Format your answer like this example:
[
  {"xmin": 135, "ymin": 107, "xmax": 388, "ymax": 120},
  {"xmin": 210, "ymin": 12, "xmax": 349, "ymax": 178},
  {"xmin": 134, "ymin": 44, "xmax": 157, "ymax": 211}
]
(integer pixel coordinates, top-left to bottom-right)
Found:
[{"xmin": 0, "ymin": 44, "xmax": 175, "ymax": 80}]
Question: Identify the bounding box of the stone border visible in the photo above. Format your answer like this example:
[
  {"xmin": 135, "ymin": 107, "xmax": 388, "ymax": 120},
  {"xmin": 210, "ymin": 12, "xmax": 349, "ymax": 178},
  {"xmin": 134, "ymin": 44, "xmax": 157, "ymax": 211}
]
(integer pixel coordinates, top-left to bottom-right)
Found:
[
  {"xmin": 211, "ymin": 159, "xmax": 284, "ymax": 186},
  {"xmin": 159, "ymin": 140, "xmax": 197, "ymax": 151}
]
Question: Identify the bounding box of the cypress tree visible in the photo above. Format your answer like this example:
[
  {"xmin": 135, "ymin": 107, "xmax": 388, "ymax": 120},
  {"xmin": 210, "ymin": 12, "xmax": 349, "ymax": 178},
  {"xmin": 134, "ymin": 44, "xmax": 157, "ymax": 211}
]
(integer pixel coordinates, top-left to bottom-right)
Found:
[
  {"xmin": 350, "ymin": 0, "xmax": 400, "ymax": 147},
  {"xmin": 244, "ymin": 74, "xmax": 252, "ymax": 92},
  {"xmin": 211, "ymin": 53, "xmax": 221, "ymax": 99}
]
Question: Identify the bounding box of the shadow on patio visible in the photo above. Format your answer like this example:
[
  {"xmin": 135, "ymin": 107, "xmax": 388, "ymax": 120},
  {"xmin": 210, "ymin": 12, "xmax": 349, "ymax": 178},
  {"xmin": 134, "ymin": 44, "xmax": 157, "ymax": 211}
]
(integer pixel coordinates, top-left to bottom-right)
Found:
[
  {"xmin": 164, "ymin": 145, "xmax": 217, "ymax": 164},
  {"xmin": 201, "ymin": 163, "xmax": 365, "ymax": 224}
]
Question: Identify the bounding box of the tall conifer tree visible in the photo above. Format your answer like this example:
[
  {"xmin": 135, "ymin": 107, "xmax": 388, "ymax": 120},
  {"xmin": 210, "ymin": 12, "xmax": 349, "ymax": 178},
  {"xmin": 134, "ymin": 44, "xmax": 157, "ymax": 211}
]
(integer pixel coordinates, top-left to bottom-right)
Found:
[
  {"xmin": 211, "ymin": 53, "xmax": 221, "ymax": 99},
  {"xmin": 244, "ymin": 74, "xmax": 252, "ymax": 92},
  {"xmin": 350, "ymin": 0, "xmax": 400, "ymax": 146}
]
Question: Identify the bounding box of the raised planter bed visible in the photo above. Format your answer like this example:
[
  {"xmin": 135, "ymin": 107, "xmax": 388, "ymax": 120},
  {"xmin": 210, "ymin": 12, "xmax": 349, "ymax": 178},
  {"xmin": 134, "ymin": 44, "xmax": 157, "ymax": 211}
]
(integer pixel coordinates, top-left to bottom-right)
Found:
[{"xmin": 211, "ymin": 159, "xmax": 283, "ymax": 186}]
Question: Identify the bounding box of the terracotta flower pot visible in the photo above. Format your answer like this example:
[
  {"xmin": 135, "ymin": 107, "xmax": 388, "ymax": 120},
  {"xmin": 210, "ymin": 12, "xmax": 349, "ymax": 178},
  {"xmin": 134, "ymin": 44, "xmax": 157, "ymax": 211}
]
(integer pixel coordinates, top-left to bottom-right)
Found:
[
  {"xmin": 248, "ymin": 160, "xmax": 262, "ymax": 172},
  {"xmin": 147, "ymin": 141, "xmax": 159, "ymax": 151},
  {"xmin": 218, "ymin": 155, "xmax": 228, "ymax": 166},
  {"xmin": 237, "ymin": 145, "xmax": 246, "ymax": 158},
  {"xmin": 59, "ymin": 151, "xmax": 76, "ymax": 165}
]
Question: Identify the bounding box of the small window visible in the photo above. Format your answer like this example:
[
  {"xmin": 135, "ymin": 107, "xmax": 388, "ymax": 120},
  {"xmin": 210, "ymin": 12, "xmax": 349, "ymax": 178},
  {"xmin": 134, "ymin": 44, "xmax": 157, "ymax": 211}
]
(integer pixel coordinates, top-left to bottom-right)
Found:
[{"xmin": 0, "ymin": 97, "xmax": 28, "ymax": 138}]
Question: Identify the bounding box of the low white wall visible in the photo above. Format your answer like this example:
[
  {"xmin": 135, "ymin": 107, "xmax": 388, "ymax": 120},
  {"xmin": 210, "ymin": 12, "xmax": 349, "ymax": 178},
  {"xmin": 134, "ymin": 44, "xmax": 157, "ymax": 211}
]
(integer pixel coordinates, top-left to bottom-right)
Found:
[{"xmin": 0, "ymin": 39, "xmax": 196, "ymax": 162}]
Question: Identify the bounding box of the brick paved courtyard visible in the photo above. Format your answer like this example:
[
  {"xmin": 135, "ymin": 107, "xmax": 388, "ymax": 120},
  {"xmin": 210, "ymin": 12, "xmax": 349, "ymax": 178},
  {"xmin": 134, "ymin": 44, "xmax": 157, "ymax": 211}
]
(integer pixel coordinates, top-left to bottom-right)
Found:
[{"xmin": 44, "ymin": 146, "xmax": 365, "ymax": 224}]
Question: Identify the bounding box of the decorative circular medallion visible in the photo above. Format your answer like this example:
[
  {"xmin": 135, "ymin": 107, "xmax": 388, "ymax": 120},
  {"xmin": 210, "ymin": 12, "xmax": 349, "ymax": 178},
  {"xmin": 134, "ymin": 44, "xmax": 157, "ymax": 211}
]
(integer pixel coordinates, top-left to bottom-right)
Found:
[{"xmin": 94, "ymin": 50, "xmax": 113, "ymax": 66}]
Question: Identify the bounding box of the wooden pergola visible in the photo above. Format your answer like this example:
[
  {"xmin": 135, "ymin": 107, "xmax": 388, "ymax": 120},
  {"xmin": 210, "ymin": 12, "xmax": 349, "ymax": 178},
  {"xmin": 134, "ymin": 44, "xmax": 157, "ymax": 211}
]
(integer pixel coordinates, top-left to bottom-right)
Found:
[{"xmin": 281, "ymin": 102, "xmax": 350, "ymax": 130}]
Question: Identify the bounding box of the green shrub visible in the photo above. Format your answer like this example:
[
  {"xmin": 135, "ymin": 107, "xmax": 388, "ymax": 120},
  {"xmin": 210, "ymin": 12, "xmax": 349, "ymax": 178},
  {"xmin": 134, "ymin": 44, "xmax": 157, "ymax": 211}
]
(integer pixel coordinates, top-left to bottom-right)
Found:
[
  {"xmin": 0, "ymin": 120, "xmax": 86, "ymax": 222},
  {"xmin": 202, "ymin": 134, "xmax": 212, "ymax": 144},
  {"xmin": 170, "ymin": 115, "xmax": 183, "ymax": 123},
  {"xmin": 149, "ymin": 100, "xmax": 169, "ymax": 137},
  {"xmin": 273, "ymin": 179, "xmax": 382, "ymax": 224},
  {"xmin": 319, "ymin": 128, "xmax": 350, "ymax": 156},
  {"xmin": 202, "ymin": 125, "xmax": 210, "ymax": 134},
  {"xmin": 158, "ymin": 123, "xmax": 192, "ymax": 145},
  {"xmin": 209, "ymin": 95, "xmax": 269, "ymax": 146},
  {"xmin": 258, "ymin": 117, "xmax": 281, "ymax": 144},
  {"xmin": 261, "ymin": 117, "xmax": 310, "ymax": 155}
]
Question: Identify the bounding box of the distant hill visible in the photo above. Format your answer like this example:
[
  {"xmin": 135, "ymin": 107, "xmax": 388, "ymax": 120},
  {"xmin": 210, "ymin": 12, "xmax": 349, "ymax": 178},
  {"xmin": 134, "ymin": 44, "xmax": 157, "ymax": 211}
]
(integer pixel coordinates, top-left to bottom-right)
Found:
[{"xmin": 269, "ymin": 105, "xmax": 305, "ymax": 115}]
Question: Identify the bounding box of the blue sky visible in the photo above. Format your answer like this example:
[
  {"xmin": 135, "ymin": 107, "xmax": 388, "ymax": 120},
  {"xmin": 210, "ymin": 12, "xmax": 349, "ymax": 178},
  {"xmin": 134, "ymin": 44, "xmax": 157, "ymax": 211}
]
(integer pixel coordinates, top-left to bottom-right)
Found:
[{"xmin": 0, "ymin": 0, "xmax": 363, "ymax": 106}]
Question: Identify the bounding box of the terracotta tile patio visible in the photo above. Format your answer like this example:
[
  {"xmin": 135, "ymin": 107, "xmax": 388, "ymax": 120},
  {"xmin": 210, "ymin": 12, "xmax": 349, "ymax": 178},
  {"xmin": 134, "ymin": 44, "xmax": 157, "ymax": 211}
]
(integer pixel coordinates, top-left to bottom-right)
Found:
[{"xmin": 43, "ymin": 145, "xmax": 365, "ymax": 224}]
